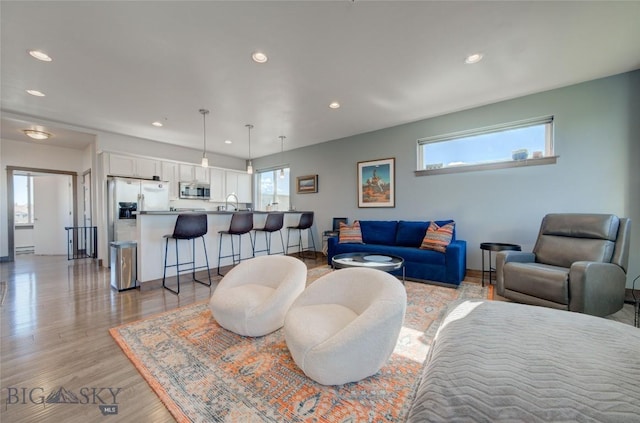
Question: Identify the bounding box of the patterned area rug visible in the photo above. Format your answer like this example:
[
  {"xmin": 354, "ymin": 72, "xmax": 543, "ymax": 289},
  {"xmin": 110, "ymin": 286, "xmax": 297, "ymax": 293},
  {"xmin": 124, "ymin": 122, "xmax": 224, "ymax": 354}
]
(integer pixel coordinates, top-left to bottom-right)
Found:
[{"xmin": 110, "ymin": 267, "xmax": 488, "ymax": 422}]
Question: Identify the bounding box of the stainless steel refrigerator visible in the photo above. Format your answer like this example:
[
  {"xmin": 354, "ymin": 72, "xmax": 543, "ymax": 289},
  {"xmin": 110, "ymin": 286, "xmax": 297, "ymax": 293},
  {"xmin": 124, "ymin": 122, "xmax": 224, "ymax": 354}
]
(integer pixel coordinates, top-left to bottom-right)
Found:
[{"xmin": 107, "ymin": 177, "xmax": 170, "ymax": 245}]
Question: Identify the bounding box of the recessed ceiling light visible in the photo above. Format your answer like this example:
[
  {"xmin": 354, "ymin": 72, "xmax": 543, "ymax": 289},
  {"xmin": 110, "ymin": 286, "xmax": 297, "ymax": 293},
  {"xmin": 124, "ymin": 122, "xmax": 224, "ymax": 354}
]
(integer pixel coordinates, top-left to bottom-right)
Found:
[
  {"xmin": 329, "ymin": 101, "xmax": 341, "ymax": 109},
  {"xmin": 464, "ymin": 53, "xmax": 484, "ymax": 64},
  {"xmin": 23, "ymin": 129, "xmax": 51, "ymax": 140},
  {"xmin": 224, "ymin": 140, "xmax": 232, "ymax": 144},
  {"xmin": 152, "ymin": 121, "xmax": 163, "ymax": 127},
  {"xmin": 26, "ymin": 89, "xmax": 46, "ymax": 97},
  {"xmin": 251, "ymin": 51, "xmax": 268, "ymax": 63},
  {"xmin": 28, "ymin": 50, "xmax": 52, "ymax": 62}
]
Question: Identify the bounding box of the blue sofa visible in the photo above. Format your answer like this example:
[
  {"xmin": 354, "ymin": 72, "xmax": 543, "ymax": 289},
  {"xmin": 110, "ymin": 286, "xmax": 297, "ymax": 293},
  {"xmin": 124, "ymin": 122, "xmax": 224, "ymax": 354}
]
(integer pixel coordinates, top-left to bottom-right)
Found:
[{"xmin": 327, "ymin": 220, "xmax": 466, "ymax": 287}]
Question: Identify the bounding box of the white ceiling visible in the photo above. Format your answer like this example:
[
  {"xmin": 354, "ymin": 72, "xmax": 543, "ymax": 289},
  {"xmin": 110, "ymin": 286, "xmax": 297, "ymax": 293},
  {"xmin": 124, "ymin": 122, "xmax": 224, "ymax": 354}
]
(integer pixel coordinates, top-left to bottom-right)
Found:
[{"xmin": 2, "ymin": 1, "xmax": 640, "ymax": 157}]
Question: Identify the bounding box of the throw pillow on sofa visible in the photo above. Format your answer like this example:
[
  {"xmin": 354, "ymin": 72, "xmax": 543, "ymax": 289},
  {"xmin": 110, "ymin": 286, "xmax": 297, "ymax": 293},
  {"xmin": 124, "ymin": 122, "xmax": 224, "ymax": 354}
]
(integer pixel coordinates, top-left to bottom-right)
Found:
[
  {"xmin": 339, "ymin": 221, "xmax": 363, "ymax": 243},
  {"xmin": 420, "ymin": 221, "xmax": 454, "ymax": 252}
]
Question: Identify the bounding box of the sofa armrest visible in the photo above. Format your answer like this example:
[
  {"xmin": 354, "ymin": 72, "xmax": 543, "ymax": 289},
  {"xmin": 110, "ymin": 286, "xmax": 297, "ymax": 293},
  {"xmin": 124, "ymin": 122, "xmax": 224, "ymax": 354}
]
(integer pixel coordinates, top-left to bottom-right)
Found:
[
  {"xmin": 569, "ymin": 261, "xmax": 626, "ymax": 316},
  {"xmin": 327, "ymin": 236, "xmax": 339, "ymax": 265},
  {"xmin": 444, "ymin": 240, "xmax": 466, "ymax": 284},
  {"xmin": 496, "ymin": 251, "xmax": 535, "ymax": 296}
]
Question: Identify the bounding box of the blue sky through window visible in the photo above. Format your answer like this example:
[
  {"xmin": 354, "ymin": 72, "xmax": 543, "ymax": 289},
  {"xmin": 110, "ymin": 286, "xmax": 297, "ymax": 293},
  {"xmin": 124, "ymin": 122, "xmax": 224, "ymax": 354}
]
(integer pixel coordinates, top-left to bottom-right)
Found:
[{"xmin": 423, "ymin": 125, "xmax": 547, "ymax": 167}]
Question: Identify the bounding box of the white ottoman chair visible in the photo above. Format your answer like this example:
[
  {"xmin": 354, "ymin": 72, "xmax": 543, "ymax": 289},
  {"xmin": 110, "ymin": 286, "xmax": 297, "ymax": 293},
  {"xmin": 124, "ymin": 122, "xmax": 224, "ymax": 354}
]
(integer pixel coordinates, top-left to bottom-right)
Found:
[
  {"xmin": 209, "ymin": 255, "xmax": 307, "ymax": 337},
  {"xmin": 284, "ymin": 267, "xmax": 407, "ymax": 385}
]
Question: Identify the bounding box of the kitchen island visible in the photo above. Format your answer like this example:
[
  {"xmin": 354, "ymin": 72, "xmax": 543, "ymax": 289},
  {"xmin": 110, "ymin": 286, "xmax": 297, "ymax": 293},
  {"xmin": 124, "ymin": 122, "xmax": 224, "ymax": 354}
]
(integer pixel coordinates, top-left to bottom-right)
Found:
[{"xmin": 134, "ymin": 210, "xmax": 310, "ymax": 285}]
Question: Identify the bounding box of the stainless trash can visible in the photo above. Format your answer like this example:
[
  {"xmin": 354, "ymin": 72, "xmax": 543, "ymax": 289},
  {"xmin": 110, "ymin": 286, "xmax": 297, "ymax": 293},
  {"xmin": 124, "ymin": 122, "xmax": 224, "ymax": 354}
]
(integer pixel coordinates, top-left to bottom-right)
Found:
[{"xmin": 110, "ymin": 241, "xmax": 137, "ymax": 291}]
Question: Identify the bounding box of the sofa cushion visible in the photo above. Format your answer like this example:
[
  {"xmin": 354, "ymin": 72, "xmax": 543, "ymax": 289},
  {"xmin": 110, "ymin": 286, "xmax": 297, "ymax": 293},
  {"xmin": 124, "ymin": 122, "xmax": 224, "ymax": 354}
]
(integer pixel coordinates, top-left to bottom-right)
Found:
[
  {"xmin": 338, "ymin": 221, "xmax": 363, "ymax": 244},
  {"xmin": 396, "ymin": 221, "xmax": 430, "ymax": 248},
  {"xmin": 420, "ymin": 222, "xmax": 455, "ymax": 252},
  {"xmin": 359, "ymin": 221, "xmax": 398, "ymax": 246}
]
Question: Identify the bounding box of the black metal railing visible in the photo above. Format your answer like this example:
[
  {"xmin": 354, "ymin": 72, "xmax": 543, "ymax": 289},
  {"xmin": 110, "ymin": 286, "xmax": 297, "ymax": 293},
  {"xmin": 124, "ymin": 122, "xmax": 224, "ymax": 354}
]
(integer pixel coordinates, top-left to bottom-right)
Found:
[{"xmin": 65, "ymin": 226, "xmax": 98, "ymax": 260}]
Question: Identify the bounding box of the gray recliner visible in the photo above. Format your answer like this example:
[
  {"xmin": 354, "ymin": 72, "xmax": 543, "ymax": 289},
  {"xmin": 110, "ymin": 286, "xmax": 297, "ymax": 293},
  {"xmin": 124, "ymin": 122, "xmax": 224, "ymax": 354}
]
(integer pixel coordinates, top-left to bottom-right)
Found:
[{"xmin": 496, "ymin": 213, "xmax": 631, "ymax": 317}]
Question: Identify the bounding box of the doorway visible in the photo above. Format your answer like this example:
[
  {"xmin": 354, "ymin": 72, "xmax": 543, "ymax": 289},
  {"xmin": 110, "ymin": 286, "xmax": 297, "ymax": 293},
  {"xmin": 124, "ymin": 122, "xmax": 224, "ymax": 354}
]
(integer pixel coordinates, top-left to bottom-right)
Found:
[{"xmin": 6, "ymin": 166, "xmax": 78, "ymax": 262}]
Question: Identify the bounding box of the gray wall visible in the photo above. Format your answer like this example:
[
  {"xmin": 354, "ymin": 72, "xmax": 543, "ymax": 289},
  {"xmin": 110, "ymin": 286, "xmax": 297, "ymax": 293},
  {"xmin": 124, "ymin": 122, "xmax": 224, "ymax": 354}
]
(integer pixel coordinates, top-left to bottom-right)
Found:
[{"xmin": 255, "ymin": 70, "xmax": 640, "ymax": 288}]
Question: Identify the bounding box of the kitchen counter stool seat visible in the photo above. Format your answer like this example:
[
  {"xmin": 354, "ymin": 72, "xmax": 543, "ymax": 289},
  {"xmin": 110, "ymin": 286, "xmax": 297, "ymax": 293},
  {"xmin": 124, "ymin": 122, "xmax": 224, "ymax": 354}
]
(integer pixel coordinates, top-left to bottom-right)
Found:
[
  {"xmin": 253, "ymin": 212, "xmax": 285, "ymax": 256},
  {"xmin": 162, "ymin": 213, "xmax": 212, "ymax": 295},
  {"xmin": 286, "ymin": 212, "xmax": 316, "ymax": 260},
  {"xmin": 218, "ymin": 212, "xmax": 254, "ymax": 275}
]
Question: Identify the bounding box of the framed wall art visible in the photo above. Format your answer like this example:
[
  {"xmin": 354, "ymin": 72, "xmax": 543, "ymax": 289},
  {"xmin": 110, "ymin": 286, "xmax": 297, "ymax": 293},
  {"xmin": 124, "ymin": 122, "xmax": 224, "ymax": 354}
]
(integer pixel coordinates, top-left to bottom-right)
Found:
[
  {"xmin": 357, "ymin": 158, "xmax": 395, "ymax": 208},
  {"xmin": 296, "ymin": 174, "xmax": 318, "ymax": 194}
]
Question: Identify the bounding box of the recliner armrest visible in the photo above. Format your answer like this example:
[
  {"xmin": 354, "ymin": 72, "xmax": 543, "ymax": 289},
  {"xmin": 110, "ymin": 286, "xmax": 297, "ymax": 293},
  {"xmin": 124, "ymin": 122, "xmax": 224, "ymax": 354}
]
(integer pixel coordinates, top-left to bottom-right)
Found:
[
  {"xmin": 569, "ymin": 261, "xmax": 626, "ymax": 316},
  {"xmin": 496, "ymin": 251, "xmax": 536, "ymax": 296}
]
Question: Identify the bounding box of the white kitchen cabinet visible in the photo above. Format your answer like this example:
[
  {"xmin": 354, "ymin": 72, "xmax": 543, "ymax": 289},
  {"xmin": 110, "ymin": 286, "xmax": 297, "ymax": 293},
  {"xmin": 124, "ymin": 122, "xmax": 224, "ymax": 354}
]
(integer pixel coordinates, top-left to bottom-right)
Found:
[
  {"xmin": 108, "ymin": 154, "xmax": 136, "ymax": 177},
  {"xmin": 161, "ymin": 161, "xmax": 179, "ymax": 200},
  {"xmin": 136, "ymin": 158, "xmax": 161, "ymax": 179},
  {"xmin": 108, "ymin": 154, "xmax": 160, "ymax": 179},
  {"xmin": 209, "ymin": 168, "xmax": 226, "ymax": 202},
  {"xmin": 225, "ymin": 170, "xmax": 252, "ymax": 204},
  {"xmin": 179, "ymin": 163, "xmax": 209, "ymax": 182}
]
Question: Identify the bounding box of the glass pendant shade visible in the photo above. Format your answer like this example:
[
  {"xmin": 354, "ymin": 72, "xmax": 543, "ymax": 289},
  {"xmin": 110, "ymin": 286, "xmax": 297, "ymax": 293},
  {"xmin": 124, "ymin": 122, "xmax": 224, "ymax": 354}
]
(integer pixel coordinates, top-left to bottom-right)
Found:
[
  {"xmin": 200, "ymin": 108, "xmax": 210, "ymax": 167},
  {"xmin": 246, "ymin": 124, "xmax": 254, "ymax": 174}
]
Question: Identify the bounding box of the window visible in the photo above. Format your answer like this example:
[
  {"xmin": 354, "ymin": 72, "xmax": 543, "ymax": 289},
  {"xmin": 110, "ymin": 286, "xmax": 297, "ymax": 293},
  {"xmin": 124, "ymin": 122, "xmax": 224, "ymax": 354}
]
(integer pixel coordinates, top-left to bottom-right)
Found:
[
  {"xmin": 257, "ymin": 167, "xmax": 290, "ymax": 211},
  {"xmin": 14, "ymin": 174, "xmax": 35, "ymax": 225},
  {"xmin": 417, "ymin": 116, "xmax": 555, "ymax": 175}
]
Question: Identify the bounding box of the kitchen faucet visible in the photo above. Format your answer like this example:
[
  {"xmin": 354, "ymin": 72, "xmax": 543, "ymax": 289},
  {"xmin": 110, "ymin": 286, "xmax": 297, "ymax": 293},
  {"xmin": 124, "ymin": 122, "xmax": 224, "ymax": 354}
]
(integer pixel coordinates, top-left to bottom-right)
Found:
[{"xmin": 225, "ymin": 193, "xmax": 239, "ymax": 211}]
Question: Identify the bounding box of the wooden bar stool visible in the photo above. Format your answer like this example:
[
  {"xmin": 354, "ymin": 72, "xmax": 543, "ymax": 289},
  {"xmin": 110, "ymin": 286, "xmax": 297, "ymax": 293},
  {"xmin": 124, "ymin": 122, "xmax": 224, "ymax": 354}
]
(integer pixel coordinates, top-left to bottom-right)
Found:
[
  {"xmin": 217, "ymin": 212, "xmax": 254, "ymax": 275},
  {"xmin": 253, "ymin": 212, "xmax": 285, "ymax": 256},
  {"xmin": 162, "ymin": 213, "xmax": 212, "ymax": 295},
  {"xmin": 286, "ymin": 212, "xmax": 316, "ymax": 260}
]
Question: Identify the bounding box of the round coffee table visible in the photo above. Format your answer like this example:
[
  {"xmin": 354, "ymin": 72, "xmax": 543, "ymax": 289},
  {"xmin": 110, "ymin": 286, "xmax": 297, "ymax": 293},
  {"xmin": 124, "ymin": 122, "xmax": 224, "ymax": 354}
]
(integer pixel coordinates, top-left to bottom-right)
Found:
[{"xmin": 331, "ymin": 252, "xmax": 405, "ymax": 282}]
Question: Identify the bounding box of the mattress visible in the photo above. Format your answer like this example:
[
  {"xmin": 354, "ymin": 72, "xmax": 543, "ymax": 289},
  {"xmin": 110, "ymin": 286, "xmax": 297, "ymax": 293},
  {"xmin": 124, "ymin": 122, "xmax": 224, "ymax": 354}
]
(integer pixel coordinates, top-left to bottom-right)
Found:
[{"xmin": 407, "ymin": 300, "xmax": 640, "ymax": 423}]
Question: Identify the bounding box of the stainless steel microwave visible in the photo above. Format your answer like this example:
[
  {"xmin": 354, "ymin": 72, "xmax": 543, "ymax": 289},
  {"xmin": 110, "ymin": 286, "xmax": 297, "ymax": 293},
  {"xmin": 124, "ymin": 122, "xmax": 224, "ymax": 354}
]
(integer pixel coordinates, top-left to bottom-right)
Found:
[{"xmin": 179, "ymin": 182, "xmax": 210, "ymax": 200}]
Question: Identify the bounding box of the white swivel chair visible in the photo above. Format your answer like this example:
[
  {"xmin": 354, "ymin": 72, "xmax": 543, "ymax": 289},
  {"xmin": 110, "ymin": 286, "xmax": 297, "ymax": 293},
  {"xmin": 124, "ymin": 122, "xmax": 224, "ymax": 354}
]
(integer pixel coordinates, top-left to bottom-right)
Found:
[
  {"xmin": 209, "ymin": 255, "xmax": 307, "ymax": 337},
  {"xmin": 284, "ymin": 267, "xmax": 407, "ymax": 385}
]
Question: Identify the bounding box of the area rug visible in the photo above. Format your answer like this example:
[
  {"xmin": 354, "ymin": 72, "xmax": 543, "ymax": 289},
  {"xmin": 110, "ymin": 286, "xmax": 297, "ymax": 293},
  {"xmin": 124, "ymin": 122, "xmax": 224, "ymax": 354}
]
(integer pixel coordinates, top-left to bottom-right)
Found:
[{"xmin": 110, "ymin": 267, "xmax": 488, "ymax": 422}]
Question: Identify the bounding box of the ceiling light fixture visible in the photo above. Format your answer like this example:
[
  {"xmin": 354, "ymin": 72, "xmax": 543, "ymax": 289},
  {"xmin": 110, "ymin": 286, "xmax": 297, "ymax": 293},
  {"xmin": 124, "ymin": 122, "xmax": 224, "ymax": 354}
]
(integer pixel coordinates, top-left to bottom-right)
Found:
[
  {"xmin": 464, "ymin": 53, "xmax": 484, "ymax": 64},
  {"xmin": 251, "ymin": 51, "xmax": 268, "ymax": 63},
  {"xmin": 246, "ymin": 124, "xmax": 254, "ymax": 174},
  {"xmin": 224, "ymin": 140, "xmax": 232, "ymax": 144},
  {"xmin": 152, "ymin": 121, "xmax": 163, "ymax": 127},
  {"xmin": 329, "ymin": 101, "xmax": 341, "ymax": 109},
  {"xmin": 23, "ymin": 129, "xmax": 51, "ymax": 140},
  {"xmin": 26, "ymin": 89, "xmax": 45, "ymax": 97},
  {"xmin": 279, "ymin": 135, "xmax": 286, "ymax": 179},
  {"xmin": 199, "ymin": 109, "xmax": 210, "ymax": 167},
  {"xmin": 28, "ymin": 50, "xmax": 52, "ymax": 62}
]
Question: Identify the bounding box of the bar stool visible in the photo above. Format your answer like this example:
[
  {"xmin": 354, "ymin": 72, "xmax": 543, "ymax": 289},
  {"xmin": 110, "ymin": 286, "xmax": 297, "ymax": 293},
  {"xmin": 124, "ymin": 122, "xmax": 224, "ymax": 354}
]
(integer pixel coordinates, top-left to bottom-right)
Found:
[
  {"xmin": 286, "ymin": 212, "xmax": 316, "ymax": 260},
  {"xmin": 218, "ymin": 212, "xmax": 254, "ymax": 275},
  {"xmin": 253, "ymin": 212, "xmax": 285, "ymax": 256},
  {"xmin": 162, "ymin": 213, "xmax": 212, "ymax": 295}
]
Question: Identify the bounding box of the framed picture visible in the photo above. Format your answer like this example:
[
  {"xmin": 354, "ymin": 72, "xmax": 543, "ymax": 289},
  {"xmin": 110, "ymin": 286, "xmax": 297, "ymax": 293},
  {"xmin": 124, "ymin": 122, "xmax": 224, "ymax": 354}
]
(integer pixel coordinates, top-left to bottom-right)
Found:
[
  {"xmin": 296, "ymin": 174, "xmax": 318, "ymax": 194},
  {"xmin": 357, "ymin": 157, "xmax": 395, "ymax": 208}
]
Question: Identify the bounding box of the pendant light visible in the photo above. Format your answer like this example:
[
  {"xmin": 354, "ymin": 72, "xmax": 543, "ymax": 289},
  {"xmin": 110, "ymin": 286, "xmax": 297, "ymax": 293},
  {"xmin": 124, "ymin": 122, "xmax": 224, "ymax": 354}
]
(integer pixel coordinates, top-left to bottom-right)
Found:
[
  {"xmin": 279, "ymin": 135, "xmax": 286, "ymax": 179},
  {"xmin": 246, "ymin": 124, "xmax": 254, "ymax": 174},
  {"xmin": 199, "ymin": 109, "xmax": 210, "ymax": 167}
]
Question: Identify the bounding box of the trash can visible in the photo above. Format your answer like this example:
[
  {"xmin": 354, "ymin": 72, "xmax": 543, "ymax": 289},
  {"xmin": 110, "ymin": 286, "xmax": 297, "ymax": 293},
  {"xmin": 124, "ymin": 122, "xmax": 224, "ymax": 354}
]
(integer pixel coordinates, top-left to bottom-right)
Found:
[{"xmin": 110, "ymin": 241, "xmax": 137, "ymax": 291}]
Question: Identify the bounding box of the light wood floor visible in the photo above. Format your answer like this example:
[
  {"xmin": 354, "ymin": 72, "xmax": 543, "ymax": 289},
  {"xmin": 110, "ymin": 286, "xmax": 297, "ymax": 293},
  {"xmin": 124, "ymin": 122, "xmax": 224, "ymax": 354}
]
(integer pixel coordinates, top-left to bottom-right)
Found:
[
  {"xmin": 0, "ymin": 253, "xmax": 329, "ymax": 423},
  {"xmin": 1, "ymin": 255, "xmax": 636, "ymax": 423}
]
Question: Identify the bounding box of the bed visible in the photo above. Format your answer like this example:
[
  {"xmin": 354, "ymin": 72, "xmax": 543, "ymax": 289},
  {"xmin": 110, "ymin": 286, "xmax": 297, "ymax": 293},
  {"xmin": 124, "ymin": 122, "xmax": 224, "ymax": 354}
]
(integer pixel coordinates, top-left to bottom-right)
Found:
[{"xmin": 407, "ymin": 300, "xmax": 640, "ymax": 422}]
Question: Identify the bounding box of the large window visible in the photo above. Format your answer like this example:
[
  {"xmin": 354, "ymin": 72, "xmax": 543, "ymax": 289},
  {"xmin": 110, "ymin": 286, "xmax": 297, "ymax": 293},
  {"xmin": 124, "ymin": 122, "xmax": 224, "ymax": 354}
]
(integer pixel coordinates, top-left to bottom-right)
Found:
[
  {"xmin": 14, "ymin": 174, "xmax": 35, "ymax": 225},
  {"xmin": 417, "ymin": 116, "xmax": 555, "ymax": 175},
  {"xmin": 257, "ymin": 167, "xmax": 290, "ymax": 211}
]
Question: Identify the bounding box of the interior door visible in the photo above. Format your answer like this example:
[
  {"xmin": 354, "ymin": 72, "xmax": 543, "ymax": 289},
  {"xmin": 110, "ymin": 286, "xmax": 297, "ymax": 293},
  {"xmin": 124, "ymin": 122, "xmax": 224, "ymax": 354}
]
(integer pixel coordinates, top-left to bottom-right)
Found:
[{"xmin": 33, "ymin": 174, "xmax": 73, "ymax": 255}]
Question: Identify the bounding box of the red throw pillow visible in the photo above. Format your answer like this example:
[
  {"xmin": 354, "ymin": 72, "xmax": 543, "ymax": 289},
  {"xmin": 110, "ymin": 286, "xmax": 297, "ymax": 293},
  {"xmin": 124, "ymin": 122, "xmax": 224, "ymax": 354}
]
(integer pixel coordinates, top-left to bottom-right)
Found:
[
  {"xmin": 420, "ymin": 221, "xmax": 454, "ymax": 252},
  {"xmin": 339, "ymin": 221, "xmax": 363, "ymax": 244}
]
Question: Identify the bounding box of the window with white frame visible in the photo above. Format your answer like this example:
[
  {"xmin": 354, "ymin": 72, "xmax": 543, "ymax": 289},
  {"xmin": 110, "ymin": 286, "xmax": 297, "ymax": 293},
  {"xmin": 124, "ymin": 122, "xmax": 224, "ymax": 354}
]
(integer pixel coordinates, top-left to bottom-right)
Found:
[
  {"xmin": 14, "ymin": 174, "xmax": 35, "ymax": 225},
  {"xmin": 417, "ymin": 116, "xmax": 555, "ymax": 174},
  {"xmin": 257, "ymin": 167, "xmax": 290, "ymax": 211}
]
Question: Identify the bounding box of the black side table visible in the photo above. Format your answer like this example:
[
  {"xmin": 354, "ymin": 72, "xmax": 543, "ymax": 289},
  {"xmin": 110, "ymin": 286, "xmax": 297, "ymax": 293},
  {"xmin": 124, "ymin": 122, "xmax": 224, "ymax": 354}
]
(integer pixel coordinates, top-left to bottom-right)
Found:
[{"xmin": 480, "ymin": 242, "xmax": 522, "ymax": 287}]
